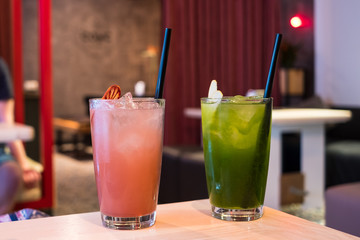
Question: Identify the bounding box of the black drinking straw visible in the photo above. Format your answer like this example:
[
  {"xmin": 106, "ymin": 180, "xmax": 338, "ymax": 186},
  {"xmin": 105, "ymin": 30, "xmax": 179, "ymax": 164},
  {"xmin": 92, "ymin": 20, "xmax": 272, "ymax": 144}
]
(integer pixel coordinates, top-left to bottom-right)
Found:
[
  {"xmin": 264, "ymin": 33, "xmax": 282, "ymax": 98},
  {"xmin": 155, "ymin": 28, "xmax": 172, "ymax": 99}
]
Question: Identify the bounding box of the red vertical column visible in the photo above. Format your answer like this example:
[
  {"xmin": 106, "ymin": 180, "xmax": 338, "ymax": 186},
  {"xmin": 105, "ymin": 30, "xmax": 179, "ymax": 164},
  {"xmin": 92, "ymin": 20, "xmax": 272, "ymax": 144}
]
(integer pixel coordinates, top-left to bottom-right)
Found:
[
  {"xmin": 12, "ymin": 0, "xmax": 24, "ymax": 123},
  {"xmin": 39, "ymin": 0, "xmax": 53, "ymax": 209}
]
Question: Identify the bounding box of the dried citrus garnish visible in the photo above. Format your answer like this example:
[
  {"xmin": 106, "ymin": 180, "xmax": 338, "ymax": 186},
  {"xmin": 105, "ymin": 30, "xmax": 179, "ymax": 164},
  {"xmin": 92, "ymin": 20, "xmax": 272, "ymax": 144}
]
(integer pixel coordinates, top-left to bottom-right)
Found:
[{"xmin": 102, "ymin": 85, "xmax": 121, "ymax": 99}]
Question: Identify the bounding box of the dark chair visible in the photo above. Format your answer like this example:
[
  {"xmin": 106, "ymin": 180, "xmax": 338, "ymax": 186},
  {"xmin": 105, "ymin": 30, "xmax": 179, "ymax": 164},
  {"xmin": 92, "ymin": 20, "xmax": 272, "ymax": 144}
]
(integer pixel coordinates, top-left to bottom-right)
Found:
[
  {"xmin": 158, "ymin": 146, "xmax": 208, "ymax": 204},
  {"xmin": 326, "ymin": 141, "xmax": 360, "ymax": 188}
]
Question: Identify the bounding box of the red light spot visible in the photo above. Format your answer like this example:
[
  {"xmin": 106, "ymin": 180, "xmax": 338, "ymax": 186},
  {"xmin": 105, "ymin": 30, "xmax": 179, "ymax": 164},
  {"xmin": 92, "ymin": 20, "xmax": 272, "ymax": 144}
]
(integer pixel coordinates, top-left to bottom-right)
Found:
[{"xmin": 290, "ymin": 16, "xmax": 303, "ymax": 28}]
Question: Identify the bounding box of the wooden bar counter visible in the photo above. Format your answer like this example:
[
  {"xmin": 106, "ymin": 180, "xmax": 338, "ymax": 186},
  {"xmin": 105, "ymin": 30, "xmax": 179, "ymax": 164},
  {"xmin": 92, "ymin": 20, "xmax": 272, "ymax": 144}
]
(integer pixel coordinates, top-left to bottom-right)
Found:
[{"xmin": 0, "ymin": 199, "xmax": 358, "ymax": 239}]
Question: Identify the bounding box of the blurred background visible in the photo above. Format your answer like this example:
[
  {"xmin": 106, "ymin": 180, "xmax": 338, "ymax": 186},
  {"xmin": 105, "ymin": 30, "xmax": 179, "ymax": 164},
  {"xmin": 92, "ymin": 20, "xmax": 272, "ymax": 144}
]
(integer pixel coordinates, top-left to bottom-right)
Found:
[{"xmin": 1, "ymin": 0, "xmax": 360, "ymax": 236}]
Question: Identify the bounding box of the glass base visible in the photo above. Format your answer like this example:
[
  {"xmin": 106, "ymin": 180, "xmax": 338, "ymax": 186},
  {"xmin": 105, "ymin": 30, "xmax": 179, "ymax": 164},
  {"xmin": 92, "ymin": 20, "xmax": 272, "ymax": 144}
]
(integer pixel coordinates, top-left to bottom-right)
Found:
[
  {"xmin": 211, "ymin": 205, "xmax": 263, "ymax": 221},
  {"xmin": 101, "ymin": 211, "xmax": 156, "ymax": 230}
]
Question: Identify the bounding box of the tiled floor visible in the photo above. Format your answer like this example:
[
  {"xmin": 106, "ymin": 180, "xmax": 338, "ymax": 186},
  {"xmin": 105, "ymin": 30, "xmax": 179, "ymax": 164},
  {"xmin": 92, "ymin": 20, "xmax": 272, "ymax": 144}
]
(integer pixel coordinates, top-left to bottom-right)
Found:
[
  {"xmin": 282, "ymin": 204, "xmax": 325, "ymax": 225},
  {"xmin": 53, "ymin": 153, "xmax": 98, "ymax": 216}
]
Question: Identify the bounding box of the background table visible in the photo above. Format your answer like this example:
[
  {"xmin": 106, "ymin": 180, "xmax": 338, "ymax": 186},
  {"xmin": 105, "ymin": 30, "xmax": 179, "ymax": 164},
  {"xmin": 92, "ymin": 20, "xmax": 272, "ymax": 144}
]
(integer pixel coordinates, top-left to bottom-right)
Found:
[
  {"xmin": 266, "ymin": 109, "xmax": 351, "ymax": 209},
  {"xmin": 0, "ymin": 123, "xmax": 34, "ymax": 142},
  {"xmin": 184, "ymin": 108, "xmax": 352, "ymax": 209},
  {"xmin": 0, "ymin": 199, "xmax": 358, "ymax": 239}
]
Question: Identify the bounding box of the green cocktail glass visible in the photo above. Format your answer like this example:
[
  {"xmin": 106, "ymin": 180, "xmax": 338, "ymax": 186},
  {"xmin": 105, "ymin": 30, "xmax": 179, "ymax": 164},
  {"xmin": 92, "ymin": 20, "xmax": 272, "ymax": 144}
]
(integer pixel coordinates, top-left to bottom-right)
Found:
[{"xmin": 201, "ymin": 96, "xmax": 272, "ymax": 221}]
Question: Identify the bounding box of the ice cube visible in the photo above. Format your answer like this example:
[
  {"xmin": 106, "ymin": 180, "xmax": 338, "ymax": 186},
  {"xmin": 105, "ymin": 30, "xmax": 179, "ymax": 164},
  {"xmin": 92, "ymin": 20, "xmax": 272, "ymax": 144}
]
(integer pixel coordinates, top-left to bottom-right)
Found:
[
  {"xmin": 139, "ymin": 101, "xmax": 160, "ymax": 109},
  {"xmin": 121, "ymin": 92, "xmax": 137, "ymax": 109},
  {"xmin": 247, "ymin": 95, "xmax": 264, "ymax": 102},
  {"xmin": 231, "ymin": 95, "xmax": 245, "ymax": 102},
  {"xmin": 122, "ymin": 92, "xmax": 133, "ymax": 101},
  {"xmin": 230, "ymin": 95, "xmax": 263, "ymax": 104},
  {"xmin": 90, "ymin": 99, "xmax": 115, "ymax": 110}
]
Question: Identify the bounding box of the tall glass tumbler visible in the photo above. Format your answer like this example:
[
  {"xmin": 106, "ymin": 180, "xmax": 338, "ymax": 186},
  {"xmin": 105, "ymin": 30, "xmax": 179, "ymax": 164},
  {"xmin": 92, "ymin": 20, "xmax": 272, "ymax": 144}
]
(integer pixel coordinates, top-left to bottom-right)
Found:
[
  {"xmin": 89, "ymin": 98, "xmax": 165, "ymax": 229},
  {"xmin": 201, "ymin": 97, "xmax": 272, "ymax": 221}
]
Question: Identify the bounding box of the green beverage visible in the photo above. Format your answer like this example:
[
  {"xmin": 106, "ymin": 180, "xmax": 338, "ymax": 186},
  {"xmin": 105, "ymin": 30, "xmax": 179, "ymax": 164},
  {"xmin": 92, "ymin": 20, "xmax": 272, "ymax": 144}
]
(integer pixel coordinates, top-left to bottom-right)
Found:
[{"xmin": 201, "ymin": 96, "xmax": 272, "ymax": 221}]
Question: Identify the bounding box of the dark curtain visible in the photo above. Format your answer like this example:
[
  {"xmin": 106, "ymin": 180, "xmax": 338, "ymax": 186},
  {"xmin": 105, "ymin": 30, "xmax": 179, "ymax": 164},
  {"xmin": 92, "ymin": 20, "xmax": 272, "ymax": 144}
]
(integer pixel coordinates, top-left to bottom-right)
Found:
[
  {"xmin": 0, "ymin": 0, "xmax": 12, "ymax": 68},
  {"xmin": 161, "ymin": 0, "xmax": 281, "ymax": 146}
]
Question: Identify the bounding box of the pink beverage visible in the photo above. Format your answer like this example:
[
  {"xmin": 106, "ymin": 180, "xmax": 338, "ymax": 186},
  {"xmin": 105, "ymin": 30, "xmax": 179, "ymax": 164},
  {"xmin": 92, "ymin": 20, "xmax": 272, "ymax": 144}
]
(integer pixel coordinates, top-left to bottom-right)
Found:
[{"xmin": 89, "ymin": 95, "xmax": 165, "ymax": 230}]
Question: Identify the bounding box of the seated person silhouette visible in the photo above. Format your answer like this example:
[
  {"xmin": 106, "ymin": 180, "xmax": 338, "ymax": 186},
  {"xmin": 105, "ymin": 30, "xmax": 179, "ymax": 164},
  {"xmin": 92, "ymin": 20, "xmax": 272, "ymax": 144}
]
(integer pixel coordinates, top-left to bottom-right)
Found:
[{"xmin": 0, "ymin": 58, "xmax": 41, "ymax": 214}]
